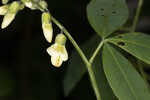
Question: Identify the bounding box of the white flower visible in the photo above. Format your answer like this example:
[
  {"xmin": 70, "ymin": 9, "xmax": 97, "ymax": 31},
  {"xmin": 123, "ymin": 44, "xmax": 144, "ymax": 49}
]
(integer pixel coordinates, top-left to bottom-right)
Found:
[
  {"xmin": 42, "ymin": 12, "xmax": 53, "ymax": 43},
  {"xmin": 0, "ymin": 5, "xmax": 9, "ymax": 15},
  {"xmin": 47, "ymin": 43, "xmax": 68, "ymax": 67}
]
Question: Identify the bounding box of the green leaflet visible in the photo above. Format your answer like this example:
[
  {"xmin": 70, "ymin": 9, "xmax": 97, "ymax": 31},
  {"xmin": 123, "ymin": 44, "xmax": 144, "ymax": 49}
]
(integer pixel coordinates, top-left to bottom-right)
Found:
[
  {"xmin": 102, "ymin": 43, "xmax": 150, "ymax": 100},
  {"xmin": 63, "ymin": 35, "xmax": 117, "ymax": 100},
  {"xmin": 87, "ymin": 0, "xmax": 128, "ymax": 38},
  {"xmin": 92, "ymin": 53, "xmax": 117, "ymax": 100},
  {"xmin": 108, "ymin": 32, "xmax": 150, "ymax": 65}
]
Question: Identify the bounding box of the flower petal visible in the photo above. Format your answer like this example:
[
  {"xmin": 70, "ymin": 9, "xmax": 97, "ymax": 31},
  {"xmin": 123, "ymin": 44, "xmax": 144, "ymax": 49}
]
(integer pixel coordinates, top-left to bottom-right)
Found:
[
  {"xmin": 47, "ymin": 44, "xmax": 59, "ymax": 57},
  {"xmin": 60, "ymin": 47, "xmax": 68, "ymax": 61},
  {"xmin": 51, "ymin": 55, "xmax": 63, "ymax": 67}
]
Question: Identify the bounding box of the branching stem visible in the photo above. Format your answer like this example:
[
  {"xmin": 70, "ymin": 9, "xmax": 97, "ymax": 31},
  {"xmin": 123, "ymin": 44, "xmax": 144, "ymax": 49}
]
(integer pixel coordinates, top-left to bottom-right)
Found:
[{"xmin": 89, "ymin": 41, "xmax": 104, "ymax": 64}]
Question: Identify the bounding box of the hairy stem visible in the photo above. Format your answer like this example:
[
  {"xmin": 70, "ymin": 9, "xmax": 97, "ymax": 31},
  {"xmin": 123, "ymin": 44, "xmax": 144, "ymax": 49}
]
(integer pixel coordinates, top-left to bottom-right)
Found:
[
  {"xmin": 131, "ymin": 0, "xmax": 144, "ymax": 32},
  {"xmin": 51, "ymin": 17, "xmax": 101, "ymax": 100}
]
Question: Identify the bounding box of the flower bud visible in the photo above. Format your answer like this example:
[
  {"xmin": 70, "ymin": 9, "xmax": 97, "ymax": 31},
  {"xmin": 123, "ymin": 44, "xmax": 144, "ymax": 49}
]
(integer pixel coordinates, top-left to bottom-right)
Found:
[
  {"xmin": 0, "ymin": 5, "xmax": 9, "ymax": 15},
  {"xmin": 39, "ymin": 0, "xmax": 48, "ymax": 10},
  {"xmin": 2, "ymin": 0, "xmax": 9, "ymax": 4},
  {"xmin": 8, "ymin": 1, "xmax": 21, "ymax": 13},
  {"xmin": 42, "ymin": 12, "xmax": 51, "ymax": 24},
  {"xmin": 42, "ymin": 12, "xmax": 53, "ymax": 43},
  {"xmin": 1, "ymin": 1, "xmax": 21, "ymax": 29},
  {"xmin": 21, "ymin": 0, "xmax": 37, "ymax": 10}
]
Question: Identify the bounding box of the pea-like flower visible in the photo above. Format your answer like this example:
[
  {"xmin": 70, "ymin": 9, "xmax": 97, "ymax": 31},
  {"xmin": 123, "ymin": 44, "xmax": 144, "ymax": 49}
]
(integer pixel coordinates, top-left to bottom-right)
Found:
[
  {"xmin": 42, "ymin": 12, "xmax": 53, "ymax": 43},
  {"xmin": 47, "ymin": 34, "xmax": 68, "ymax": 67}
]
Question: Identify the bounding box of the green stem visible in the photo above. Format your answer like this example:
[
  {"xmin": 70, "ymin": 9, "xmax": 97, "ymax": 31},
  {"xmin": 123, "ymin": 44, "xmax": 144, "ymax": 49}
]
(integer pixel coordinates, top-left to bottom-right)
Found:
[
  {"xmin": 51, "ymin": 17, "xmax": 101, "ymax": 100},
  {"xmin": 131, "ymin": 0, "xmax": 144, "ymax": 32},
  {"xmin": 87, "ymin": 63, "xmax": 102, "ymax": 100},
  {"xmin": 138, "ymin": 62, "xmax": 147, "ymax": 82},
  {"xmin": 137, "ymin": 61, "xmax": 149, "ymax": 88},
  {"xmin": 89, "ymin": 41, "xmax": 104, "ymax": 64}
]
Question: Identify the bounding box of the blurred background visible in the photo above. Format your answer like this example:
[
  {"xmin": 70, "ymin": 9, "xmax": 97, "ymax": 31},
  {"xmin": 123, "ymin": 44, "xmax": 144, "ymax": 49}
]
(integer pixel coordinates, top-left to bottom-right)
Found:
[{"xmin": 0, "ymin": 0, "xmax": 150, "ymax": 100}]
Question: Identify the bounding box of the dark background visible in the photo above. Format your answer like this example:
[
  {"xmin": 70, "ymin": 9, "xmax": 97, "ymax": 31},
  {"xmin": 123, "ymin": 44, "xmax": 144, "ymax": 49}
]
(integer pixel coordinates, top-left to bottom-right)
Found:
[{"xmin": 0, "ymin": 0, "xmax": 150, "ymax": 100}]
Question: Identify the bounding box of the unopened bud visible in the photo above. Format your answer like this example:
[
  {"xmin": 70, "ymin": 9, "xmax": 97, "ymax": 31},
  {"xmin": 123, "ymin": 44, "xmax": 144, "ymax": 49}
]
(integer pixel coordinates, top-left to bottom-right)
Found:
[
  {"xmin": 21, "ymin": 0, "xmax": 37, "ymax": 10},
  {"xmin": 2, "ymin": 0, "xmax": 9, "ymax": 4},
  {"xmin": 42, "ymin": 12, "xmax": 53, "ymax": 43},
  {"xmin": 39, "ymin": 0, "xmax": 48, "ymax": 10},
  {"xmin": 9, "ymin": 1, "xmax": 21, "ymax": 13},
  {"xmin": 42, "ymin": 12, "xmax": 51, "ymax": 24}
]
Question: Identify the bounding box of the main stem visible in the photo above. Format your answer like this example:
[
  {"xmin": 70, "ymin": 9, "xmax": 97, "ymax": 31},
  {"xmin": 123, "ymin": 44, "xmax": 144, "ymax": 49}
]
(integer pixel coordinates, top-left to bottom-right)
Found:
[
  {"xmin": 51, "ymin": 17, "xmax": 101, "ymax": 100},
  {"xmin": 131, "ymin": 0, "xmax": 144, "ymax": 32},
  {"xmin": 87, "ymin": 63, "xmax": 101, "ymax": 100}
]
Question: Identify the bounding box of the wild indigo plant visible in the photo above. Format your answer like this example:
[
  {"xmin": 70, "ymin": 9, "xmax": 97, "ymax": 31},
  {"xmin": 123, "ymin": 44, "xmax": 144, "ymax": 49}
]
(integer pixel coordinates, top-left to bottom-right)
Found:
[{"xmin": 0, "ymin": 0, "xmax": 150, "ymax": 100}]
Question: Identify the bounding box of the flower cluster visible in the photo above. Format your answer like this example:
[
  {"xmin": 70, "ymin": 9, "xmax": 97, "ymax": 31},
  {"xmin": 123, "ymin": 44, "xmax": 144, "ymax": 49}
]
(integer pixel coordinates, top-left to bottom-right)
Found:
[
  {"xmin": 0, "ymin": 0, "xmax": 68, "ymax": 67},
  {"xmin": 42, "ymin": 11, "xmax": 68, "ymax": 67},
  {"xmin": 0, "ymin": 0, "xmax": 48, "ymax": 29},
  {"xmin": 0, "ymin": 1, "xmax": 24, "ymax": 29}
]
